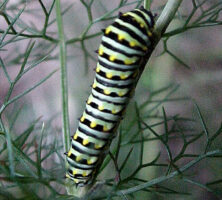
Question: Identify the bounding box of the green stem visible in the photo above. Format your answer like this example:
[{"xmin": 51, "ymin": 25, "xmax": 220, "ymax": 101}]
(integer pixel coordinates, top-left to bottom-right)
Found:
[
  {"xmin": 115, "ymin": 150, "xmax": 222, "ymax": 196},
  {"xmin": 154, "ymin": 0, "xmax": 183, "ymax": 38},
  {"xmin": 144, "ymin": 0, "xmax": 151, "ymax": 10},
  {"xmin": 0, "ymin": 30, "xmax": 58, "ymax": 42},
  {"xmin": 55, "ymin": 0, "xmax": 70, "ymax": 154}
]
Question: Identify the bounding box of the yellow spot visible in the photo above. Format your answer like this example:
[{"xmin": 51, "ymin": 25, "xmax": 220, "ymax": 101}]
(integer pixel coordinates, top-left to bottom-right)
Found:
[
  {"xmin": 66, "ymin": 174, "xmax": 70, "ymax": 178},
  {"xmin": 68, "ymin": 151, "xmax": 72, "ymax": 157},
  {"xmin": 104, "ymin": 89, "xmax": 110, "ymax": 95},
  {"xmin": 92, "ymin": 82, "xmax": 97, "ymax": 88},
  {"xmin": 140, "ymin": 23, "xmax": 144, "ymax": 28},
  {"xmin": 76, "ymin": 156, "xmax": 81, "ymax": 162},
  {"xmin": 83, "ymin": 139, "xmax": 89, "ymax": 146},
  {"xmin": 112, "ymin": 109, "xmax": 117, "ymax": 114},
  {"xmin": 123, "ymin": 13, "xmax": 128, "ymax": 16},
  {"xmin": 80, "ymin": 116, "xmax": 85, "ymax": 122},
  {"xmin": 87, "ymin": 99, "xmax": 91, "ymax": 104},
  {"xmin": 120, "ymin": 74, "xmax": 127, "ymax": 80},
  {"xmin": 109, "ymin": 55, "xmax": 116, "ymax": 61},
  {"xmin": 74, "ymin": 133, "xmax": 78, "ymax": 140},
  {"xmin": 90, "ymin": 121, "xmax": 97, "ymax": 128},
  {"xmin": 74, "ymin": 179, "xmax": 79, "ymax": 184},
  {"xmin": 103, "ymin": 125, "xmax": 109, "ymax": 132},
  {"xmin": 95, "ymin": 143, "xmax": 102, "ymax": 149},
  {"xmin": 105, "ymin": 27, "xmax": 111, "ymax": 34},
  {"xmin": 124, "ymin": 59, "xmax": 133, "ymax": 65},
  {"xmin": 98, "ymin": 48, "xmax": 103, "ymax": 56},
  {"xmin": 106, "ymin": 72, "xmax": 112, "ymax": 79},
  {"xmin": 73, "ymin": 170, "xmax": 77, "ymax": 175},
  {"xmin": 148, "ymin": 31, "xmax": 152, "ymax": 37},
  {"xmin": 118, "ymin": 34, "xmax": 125, "ymax": 41},
  {"xmin": 87, "ymin": 159, "xmax": 93, "ymax": 165},
  {"xmin": 96, "ymin": 66, "xmax": 100, "ymax": 72},
  {"xmin": 129, "ymin": 41, "xmax": 136, "ymax": 47},
  {"xmin": 82, "ymin": 172, "xmax": 87, "ymax": 177},
  {"xmin": 98, "ymin": 105, "xmax": 104, "ymax": 111},
  {"xmin": 143, "ymin": 46, "xmax": 148, "ymax": 51},
  {"xmin": 118, "ymin": 91, "xmax": 125, "ymax": 97}
]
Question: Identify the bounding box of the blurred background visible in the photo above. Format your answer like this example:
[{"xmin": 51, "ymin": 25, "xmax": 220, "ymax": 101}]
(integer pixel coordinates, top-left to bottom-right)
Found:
[{"xmin": 0, "ymin": 0, "xmax": 222, "ymax": 199}]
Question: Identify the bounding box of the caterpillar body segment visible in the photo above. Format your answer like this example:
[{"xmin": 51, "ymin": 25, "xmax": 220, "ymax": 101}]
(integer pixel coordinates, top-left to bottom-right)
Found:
[{"xmin": 66, "ymin": 7, "xmax": 155, "ymax": 187}]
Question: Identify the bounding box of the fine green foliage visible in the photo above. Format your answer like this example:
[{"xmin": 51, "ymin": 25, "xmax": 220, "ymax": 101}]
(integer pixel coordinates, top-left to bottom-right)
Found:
[
  {"xmin": 0, "ymin": 0, "xmax": 222, "ymax": 199},
  {"xmin": 162, "ymin": 0, "xmax": 222, "ymax": 69}
]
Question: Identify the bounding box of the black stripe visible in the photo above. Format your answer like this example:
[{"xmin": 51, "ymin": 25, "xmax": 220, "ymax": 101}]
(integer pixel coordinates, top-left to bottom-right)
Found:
[
  {"xmin": 105, "ymin": 31, "xmax": 145, "ymax": 52},
  {"xmin": 78, "ymin": 126, "xmax": 108, "ymax": 141},
  {"xmin": 67, "ymin": 157, "xmax": 96, "ymax": 169},
  {"xmin": 85, "ymin": 108, "xmax": 117, "ymax": 123},
  {"xmin": 96, "ymin": 68, "xmax": 136, "ymax": 81},
  {"xmin": 68, "ymin": 169, "xmax": 92, "ymax": 179},
  {"xmin": 98, "ymin": 59, "xmax": 135, "ymax": 72},
  {"xmin": 119, "ymin": 14, "xmax": 148, "ymax": 37},
  {"xmin": 73, "ymin": 134, "xmax": 105, "ymax": 150},
  {"xmin": 74, "ymin": 174, "xmax": 91, "ymax": 179},
  {"xmin": 101, "ymin": 40, "xmax": 141, "ymax": 57},
  {"xmin": 72, "ymin": 142, "xmax": 99, "ymax": 156},
  {"xmin": 93, "ymin": 86, "xmax": 131, "ymax": 98},
  {"xmin": 75, "ymin": 135, "xmax": 91, "ymax": 148},
  {"xmin": 87, "ymin": 101, "xmax": 124, "ymax": 116},
  {"xmin": 91, "ymin": 92, "xmax": 127, "ymax": 106},
  {"xmin": 80, "ymin": 117, "xmax": 116, "ymax": 133},
  {"xmin": 95, "ymin": 76, "xmax": 133, "ymax": 89},
  {"xmin": 139, "ymin": 8, "xmax": 155, "ymax": 28},
  {"xmin": 130, "ymin": 10, "xmax": 152, "ymax": 29},
  {"xmin": 112, "ymin": 22, "xmax": 147, "ymax": 45},
  {"xmin": 68, "ymin": 174, "xmax": 91, "ymax": 181},
  {"xmin": 99, "ymin": 52, "xmax": 141, "ymax": 66},
  {"xmin": 74, "ymin": 135, "xmax": 107, "ymax": 152}
]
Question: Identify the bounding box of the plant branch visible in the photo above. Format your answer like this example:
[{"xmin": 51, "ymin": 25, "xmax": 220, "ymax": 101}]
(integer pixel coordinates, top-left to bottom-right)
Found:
[
  {"xmin": 144, "ymin": 0, "xmax": 151, "ymax": 10},
  {"xmin": 55, "ymin": 0, "xmax": 70, "ymax": 154},
  {"xmin": 0, "ymin": 30, "xmax": 58, "ymax": 43},
  {"xmin": 154, "ymin": 0, "xmax": 183, "ymax": 40},
  {"xmin": 115, "ymin": 150, "xmax": 222, "ymax": 196}
]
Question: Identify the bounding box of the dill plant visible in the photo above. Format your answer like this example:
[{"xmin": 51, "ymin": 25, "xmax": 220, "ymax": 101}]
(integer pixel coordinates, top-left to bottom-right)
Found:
[{"xmin": 0, "ymin": 0, "xmax": 222, "ymax": 199}]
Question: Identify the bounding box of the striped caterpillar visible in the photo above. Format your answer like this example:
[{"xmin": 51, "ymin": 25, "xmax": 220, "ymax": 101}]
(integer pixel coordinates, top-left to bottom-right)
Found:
[{"xmin": 65, "ymin": 6, "xmax": 155, "ymax": 187}]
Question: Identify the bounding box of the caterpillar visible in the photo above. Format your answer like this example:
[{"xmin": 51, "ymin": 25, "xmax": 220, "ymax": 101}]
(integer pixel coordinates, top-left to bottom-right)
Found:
[{"xmin": 65, "ymin": 6, "xmax": 155, "ymax": 187}]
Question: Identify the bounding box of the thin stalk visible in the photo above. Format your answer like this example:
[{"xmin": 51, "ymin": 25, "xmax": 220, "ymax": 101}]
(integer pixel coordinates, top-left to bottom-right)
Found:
[
  {"xmin": 0, "ymin": 30, "xmax": 58, "ymax": 42},
  {"xmin": 115, "ymin": 150, "xmax": 222, "ymax": 196},
  {"xmin": 144, "ymin": 0, "xmax": 151, "ymax": 10},
  {"xmin": 55, "ymin": 0, "xmax": 70, "ymax": 154},
  {"xmin": 154, "ymin": 0, "xmax": 183, "ymax": 40}
]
